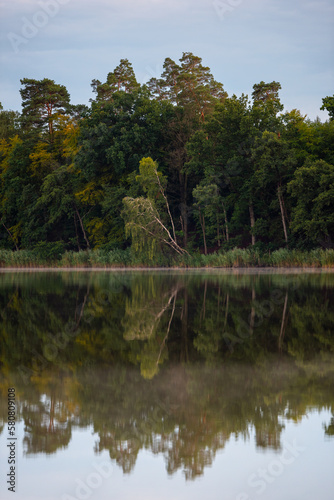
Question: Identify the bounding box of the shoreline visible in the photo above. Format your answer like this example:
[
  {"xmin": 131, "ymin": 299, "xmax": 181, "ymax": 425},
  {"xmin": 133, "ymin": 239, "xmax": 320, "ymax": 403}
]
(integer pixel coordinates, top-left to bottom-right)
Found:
[{"xmin": 1, "ymin": 266, "xmax": 334, "ymax": 273}]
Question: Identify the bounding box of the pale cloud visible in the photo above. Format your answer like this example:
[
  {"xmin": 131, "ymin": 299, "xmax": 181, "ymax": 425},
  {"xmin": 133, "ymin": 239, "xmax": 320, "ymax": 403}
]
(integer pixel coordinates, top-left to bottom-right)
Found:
[
  {"xmin": 0, "ymin": 0, "xmax": 333, "ymax": 120},
  {"xmin": 2, "ymin": 0, "xmax": 197, "ymax": 20}
]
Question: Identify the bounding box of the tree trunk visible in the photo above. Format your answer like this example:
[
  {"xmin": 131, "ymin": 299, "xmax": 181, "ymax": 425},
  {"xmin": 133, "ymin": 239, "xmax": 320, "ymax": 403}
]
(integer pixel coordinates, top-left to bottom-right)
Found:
[
  {"xmin": 49, "ymin": 120, "xmax": 54, "ymax": 142},
  {"xmin": 222, "ymin": 200, "xmax": 229, "ymax": 242},
  {"xmin": 180, "ymin": 288, "xmax": 189, "ymax": 362},
  {"xmin": 224, "ymin": 293, "xmax": 229, "ymax": 330},
  {"xmin": 198, "ymin": 208, "xmax": 207, "ymax": 255},
  {"xmin": 200, "ymin": 279, "xmax": 208, "ymax": 324},
  {"xmin": 249, "ymin": 286, "xmax": 256, "ymax": 336},
  {"xmin": 179, "ymin": 170, "xmax": 188, "ymax": 248},
  {"xmin": 249, "ymin": 201, "xmax": 256, "ymax": 246},
  {"xmin": 1, "ymin": 220, "xmax": 19, "ymax": 251},
  {"xmin": 156, "ymin": 290, "xmax": 178, "ymax": 366},
  {"xmin": 48, "ymin": 394, "xmax": 55, "ymax": 433},
  {"xmin": 279, "ymin": 292, "xmax": 289, "ymax": 352},
  {"xmin": 155, "ymin": 168, "xmax": 178, "ymax": 243},
  {"xmin": 47, "ymin": 103, "xmax": 54, "ymax": 143},
  {"xmin": 74, "ymin": 204, "xmax": 91, "ymax": 249},
  {"xmin": 277, "ymin": 184, "xmax": 288, "ymax": 244},
  {"xmin": 180, "ymin": 202, "xmax": 188, "ymax": 248},
  {"xmin": 74, "ymin": 213, "xmax": 81, "ymax": 251},
  {"xmin": 74, "ymin": 282, "xmax": 91, "ymax": 329}
]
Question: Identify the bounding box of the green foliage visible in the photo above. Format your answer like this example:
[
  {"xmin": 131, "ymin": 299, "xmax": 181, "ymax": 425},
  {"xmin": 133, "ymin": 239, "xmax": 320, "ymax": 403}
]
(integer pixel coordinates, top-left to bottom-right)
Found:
[
  {"xmin": 0, "ymin": 57, "xmax": 332, "ymax": 261},
  {"xmin": 122, "ymin": 196, "xmax": 163, "ymax": 260},
  {"xmin": 288, "ymin": 159, "xmax": 334, "ymax": 247},
  {"xmin": 252, "ymin": 81, "xmax": 282, "ymax": 106},
  {"xmin": 136, "ymin": 157, "xmax": 167, "ymax": 199},
  {"xmin": 321, "ymin": 95, "xmax": 334, "ymax": 120},
  {"xmin": 91, "ymin": 59, "xmax": 140, "ymax": 102},
  {"xmin": 123, "ymin": 157, "xmax": 187, "ymax": 260},
  {"xmin": 148, "ymin": 52, "xmax": 226, "ymax": 118},
  {"xmin": 0, "ymin": 108, "xmax": 20, "ymax": 140},
  {"xmin": 20, "ymin": 78, "xmax": 71, "ymax": 139}
]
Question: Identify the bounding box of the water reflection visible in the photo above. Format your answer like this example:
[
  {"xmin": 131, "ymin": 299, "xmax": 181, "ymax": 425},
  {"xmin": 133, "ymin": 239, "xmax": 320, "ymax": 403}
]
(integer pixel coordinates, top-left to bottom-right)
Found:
[
  {"xmin": 0, "ymin": 270, "xmax": 333, "ymax": 480},
  {"xmin": 1, "ymin": 362, "xmax": 334, "ymax": 479}
]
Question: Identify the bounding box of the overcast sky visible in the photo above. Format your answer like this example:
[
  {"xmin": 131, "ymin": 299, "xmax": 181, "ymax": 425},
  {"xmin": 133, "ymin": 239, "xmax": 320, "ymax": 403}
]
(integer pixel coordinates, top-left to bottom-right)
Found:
[{"xmin": 0, "ymin": 0, "xmax": 333, "ymax": 120}]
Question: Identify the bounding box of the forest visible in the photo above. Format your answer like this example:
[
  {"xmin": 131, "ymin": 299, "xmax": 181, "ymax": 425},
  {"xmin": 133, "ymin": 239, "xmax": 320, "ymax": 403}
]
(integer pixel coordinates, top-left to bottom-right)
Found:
[{"xmin": 0, "ymin": 52, "xmax": 334, "ymax": 265}]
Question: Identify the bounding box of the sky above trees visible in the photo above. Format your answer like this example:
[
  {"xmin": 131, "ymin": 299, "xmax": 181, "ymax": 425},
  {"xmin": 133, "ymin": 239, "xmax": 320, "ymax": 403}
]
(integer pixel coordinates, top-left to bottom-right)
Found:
[{"xmin": 0, "ymin": 0, "xmax": 333, "ymax": 120}]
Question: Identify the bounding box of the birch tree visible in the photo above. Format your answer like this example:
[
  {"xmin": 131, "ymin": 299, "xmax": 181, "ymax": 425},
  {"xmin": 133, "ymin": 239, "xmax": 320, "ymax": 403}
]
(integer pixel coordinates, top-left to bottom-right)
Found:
[{"xmin": 122, "ymin": 157, "xmax": 188, "ymax": 259}]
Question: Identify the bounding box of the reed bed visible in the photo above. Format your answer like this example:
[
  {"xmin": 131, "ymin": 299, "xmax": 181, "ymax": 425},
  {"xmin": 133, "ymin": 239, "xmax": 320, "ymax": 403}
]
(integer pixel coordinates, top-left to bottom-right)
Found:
[{"xmin": 0, "ymin": 248, "xmax": 334, "ymax": 269}]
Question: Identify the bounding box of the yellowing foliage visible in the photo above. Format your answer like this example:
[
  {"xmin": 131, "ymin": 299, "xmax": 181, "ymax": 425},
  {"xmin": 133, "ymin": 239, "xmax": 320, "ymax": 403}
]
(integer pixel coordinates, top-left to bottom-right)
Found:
[
  {"xmin": 75, "ymin": 181, "xmax": 103, "ymax": 205},
  {"xmin": 8, "ymin": 222, "xmax": 22, "ymax": 245},
  {"xmin": 29, "ymin": 142, "xmax": 55, "ymax": 176},
  {"xmin": 86, "ymin": 217, "xmax": 109, "ymax": 247},
  {"xmin": 54, "ymin": 115, "xmax": 80, "ymax": 159},
  {"xmin": 0, "ymin": 136, "xmax": 22, "ymax": 173}
]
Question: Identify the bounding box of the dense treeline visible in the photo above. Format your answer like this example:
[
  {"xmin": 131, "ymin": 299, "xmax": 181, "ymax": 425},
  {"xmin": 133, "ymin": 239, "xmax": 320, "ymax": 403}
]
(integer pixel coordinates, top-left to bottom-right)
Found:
[{"xmin": 0, "ymin": 53, "xmax": 333, "ymax": 262}]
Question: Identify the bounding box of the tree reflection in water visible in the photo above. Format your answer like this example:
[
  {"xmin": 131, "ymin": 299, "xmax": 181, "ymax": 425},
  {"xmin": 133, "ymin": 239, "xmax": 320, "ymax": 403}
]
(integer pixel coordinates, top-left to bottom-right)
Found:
[{"xmin": 0, "ymin": 270, "xmax": 333, "ymax": 479}]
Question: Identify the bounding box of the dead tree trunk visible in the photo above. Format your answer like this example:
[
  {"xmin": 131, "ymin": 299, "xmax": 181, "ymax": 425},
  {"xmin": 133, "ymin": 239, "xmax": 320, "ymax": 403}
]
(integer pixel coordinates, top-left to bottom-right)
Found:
[
  {"xmin": 277, "ymin": 184, "xmax": 288, "ymax": 244},
  {"xmin": 181, "ymin": 288, "xmax": 189, "ymax": 362},
  {"xmin": 180, "ymin": 202, "xmax": 188, "ymax": 248},
  {"xmin": 222, "ymin": 200, "xmax": 229, "ymax": 242},
  {"xmin": 249, "ymin": 286, "xmax": 256, "ymax": 336},
  {"xmin": 249, "ymin": 201, "xmax": 256, "ymax": 246},
  {"xmin": 279, "ymin": 292, "xmax": 289, "ymax": 352},
  {"xmin": 1, "ymin": 220, "xmax": 19, "ymax": 251},
  {"xmin": 74, "ymin": 213, "xmax": 81, "ymax": 251},
  {"xmin": 198, "ymin": 208, "xmax": 207, "ymax": 255},
  {"xmin": 74, "ymin": 204, "xmax": 90, "ymax": 249}
]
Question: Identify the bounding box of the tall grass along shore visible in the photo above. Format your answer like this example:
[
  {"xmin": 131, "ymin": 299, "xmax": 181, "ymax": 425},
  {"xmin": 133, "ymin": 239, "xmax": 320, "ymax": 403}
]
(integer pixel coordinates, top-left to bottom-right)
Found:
[{"xmin": 1, "ymin": 248, "xmax": 334, "ymax": 269}]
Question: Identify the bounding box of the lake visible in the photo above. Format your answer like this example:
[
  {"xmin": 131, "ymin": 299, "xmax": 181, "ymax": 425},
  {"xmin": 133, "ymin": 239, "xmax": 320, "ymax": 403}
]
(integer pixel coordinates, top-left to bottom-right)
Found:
[{"xmin": 0, "ymin": 269, "xmax": 333, "ymax": 500}]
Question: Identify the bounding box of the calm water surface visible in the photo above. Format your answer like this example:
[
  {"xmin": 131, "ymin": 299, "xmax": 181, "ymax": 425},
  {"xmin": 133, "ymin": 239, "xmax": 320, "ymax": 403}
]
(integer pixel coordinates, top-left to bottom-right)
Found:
[{"xmin": 0, "ymin": 270, "xmax": 333, "ymax": 500}]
